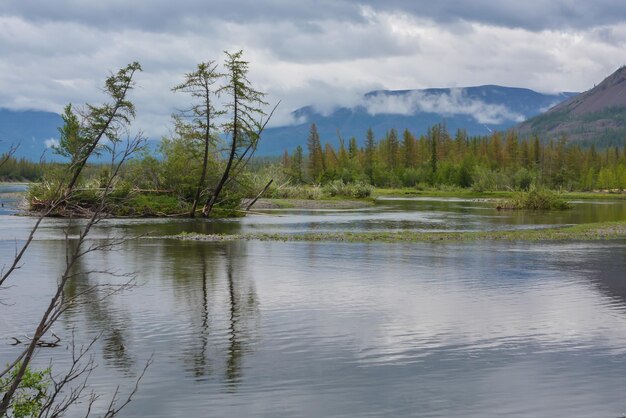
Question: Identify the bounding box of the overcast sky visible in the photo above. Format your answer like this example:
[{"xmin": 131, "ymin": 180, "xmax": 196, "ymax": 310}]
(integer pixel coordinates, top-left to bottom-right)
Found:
[{"xmin": 1, "ymin": 0, "xmax": 625, "ymax": 135}]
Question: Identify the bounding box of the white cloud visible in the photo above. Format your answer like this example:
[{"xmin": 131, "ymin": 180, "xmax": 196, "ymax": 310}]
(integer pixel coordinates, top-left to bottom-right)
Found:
[
  {"xmin": 44, "ymin": 138, "xmax": 59, "ymax": 149},
  {"xmin": 364, "ymin": 89, "xmax": 526, "ymax": 124},
  {"xmin": 0, "ymin": 4, "xmax": 625, "ymax": 139}
]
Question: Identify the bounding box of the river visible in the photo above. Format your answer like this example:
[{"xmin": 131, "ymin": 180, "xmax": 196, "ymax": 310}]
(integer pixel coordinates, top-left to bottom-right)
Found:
[{"xmin": 1, "ymin": 185, "xmax": 626, "ymax": 417}]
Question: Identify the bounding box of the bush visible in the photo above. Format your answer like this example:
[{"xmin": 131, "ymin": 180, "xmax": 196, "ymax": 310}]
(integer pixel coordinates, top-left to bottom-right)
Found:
[
  {"xmin": 322, "ymin": 180, "xmax": 372, "ymax": 198},
  {"xmin": 113, "ymin": 194, "xmax": 187, "ymax": 216},
  {"xmin": 513, "ymin": 168, "xmax": 535, "ymax": 191},
  {"xmin": 0, "ymin": 363, "xmax": 50, "ymax": 418},
  {"xmin": 266, "ymin": 184, "xmax": 323, "ymax": 200},
  {"xmin": 498, "ymin": 187, "xmax": 571, "ymax": 210}
]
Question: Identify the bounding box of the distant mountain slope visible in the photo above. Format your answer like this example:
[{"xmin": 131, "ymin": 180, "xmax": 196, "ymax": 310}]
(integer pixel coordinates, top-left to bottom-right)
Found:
[
  {"xmin": 258, "ymin": 86, "xmax": 576, "ymax": 155},
  {"xmin": 0, "ymin": 109, "xmax": 62, "ymax": 160},
  {"xmin": 1, "ymin": 85, "xmax": 577, "ymax": 160},
  {"xmin": 516, "ymin": 67, "xmax": 626, "ymax": 146}
]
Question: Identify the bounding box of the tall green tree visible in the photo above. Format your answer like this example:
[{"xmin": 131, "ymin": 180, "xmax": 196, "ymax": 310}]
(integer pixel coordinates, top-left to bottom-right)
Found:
[
  {"xmin": 402, "ymin": 128, "xmax": 415, "ymax": 168},
  {"xmin": 203, "ymin": 50, "xmax": 269, "ymax": 217},
  {"xmin": 429, "ymin": 126, "xmax": 438, "ymax": 181},
  {"xmin": 387, "ymin": 128, "xmax": 399, "ymax": 168},
  {"xmin": 291, "ymin": 145, "xmax": 304, "ymax": 183},
  {"xmin": 54, "ymin": 104, "xmax": 85, "ymax": 164},
  {"xmin": 64, "ymin": 62, "xmax": 142, "ymax": 197},
  {"xmin": 172, "ymin": 61, "xmax": 223, "ymax": 217},
  {"xmin": 364, "ymin": 127, "xmax": 376, "ymax": 182},
  {"xmin": 307, "ymin": 123, "xmax": 324, "ymax": 181}
]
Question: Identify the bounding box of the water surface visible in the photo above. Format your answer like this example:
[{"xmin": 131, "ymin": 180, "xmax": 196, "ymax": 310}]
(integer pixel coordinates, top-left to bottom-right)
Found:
[{"xmin": 1, "ymin": 187, "xmax": 626, "ymax": 417}]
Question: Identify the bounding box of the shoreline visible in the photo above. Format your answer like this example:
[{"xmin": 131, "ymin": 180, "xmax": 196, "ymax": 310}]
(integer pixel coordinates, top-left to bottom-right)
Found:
[
  {"xmin": 165, "ymin": 220, "xmax": 626, "ymax": 244},
  {"xmin": 6, "ymin": 187, "xmax": 626, "ymax": 218}
]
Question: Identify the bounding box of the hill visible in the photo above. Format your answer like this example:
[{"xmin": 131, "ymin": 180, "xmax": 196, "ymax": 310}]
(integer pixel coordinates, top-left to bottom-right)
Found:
[
  {"xmin": 0, "ymin": 109, "xmax": 63, "ymax": 161},
  {"xmin": 258, "ymin": 85, "xmax": 576, "ymax": 155},
  {"xmin": 516, "ymin": 67, "xmax": 626, "ymax": 146}
]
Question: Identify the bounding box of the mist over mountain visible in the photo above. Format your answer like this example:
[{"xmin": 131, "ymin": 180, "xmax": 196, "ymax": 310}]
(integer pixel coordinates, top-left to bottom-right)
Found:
[
  {"xmin": 516, "ymin": 67, "xmax": 626, "ymax": 146},
  {"xmin": 1, "ymin": 85, "xmax": 577, "ymax": 160},
  {"xmin": 258, "ymin": 86, "xmax": 576, "ymax": 155}
]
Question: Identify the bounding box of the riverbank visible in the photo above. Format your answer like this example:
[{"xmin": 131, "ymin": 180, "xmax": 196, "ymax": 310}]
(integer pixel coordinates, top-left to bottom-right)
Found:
[
  {"xmin": 13, "ymin": 183, "xmax": 626, "ymax": 217},
  {"xmin": 166, "ymin": 220, "xmax": 626, "ymax": 243},
  {"xmin": 242, "ymin": 197, "xmax": 373, "ymax": 210},
  {"xmin": 372, "ymin": 187, "xmax": 626, "ymax": 200}
]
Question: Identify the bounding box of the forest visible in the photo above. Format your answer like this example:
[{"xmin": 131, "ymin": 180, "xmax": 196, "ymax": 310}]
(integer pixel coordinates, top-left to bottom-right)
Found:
[
  {"xmin": 4, "ymin": 118, "xmax": 626, "ymax": 216},
  {"xmin": 284, "ymin": 123, "xmax": 626, "ymax": 192},
  {"xmin": 2, "ymin": 55, "xmax": 626, "ymax": 218}
]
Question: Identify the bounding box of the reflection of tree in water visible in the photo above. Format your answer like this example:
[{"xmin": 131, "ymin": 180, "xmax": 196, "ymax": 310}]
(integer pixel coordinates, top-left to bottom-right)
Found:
[
  {"xmin": 585, "ymin": 245, "xmax": 626, "ymax": 307},
  {"xmin": 166, "ymin": 240, "xmax": 259, "ymax": 387},
  {"xmin": 61, "ymin": 237, "xmax": 134, "ymax": 371}
]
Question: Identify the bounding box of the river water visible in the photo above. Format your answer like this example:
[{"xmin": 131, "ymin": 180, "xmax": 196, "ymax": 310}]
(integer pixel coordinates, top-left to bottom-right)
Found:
[{"xmin": 2, "ymin": 185, "xmax": 626, "ymax": 417}]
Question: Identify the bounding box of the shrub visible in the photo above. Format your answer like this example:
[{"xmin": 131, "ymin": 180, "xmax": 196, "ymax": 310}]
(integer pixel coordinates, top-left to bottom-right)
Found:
[
  {"xmin": 498, "ymin": 187, "xmax": 571, "ymax": 210},
  {"xmin": 322, "ymin": 180, "xmax": 372, "ymax": 198},
  {"xmin": 0, "ymin": 363, "xmax": 50, "ymax": 418},
  {"xmin": 113, "ymin": 194, "xmax": 187, "ymax": 216}
]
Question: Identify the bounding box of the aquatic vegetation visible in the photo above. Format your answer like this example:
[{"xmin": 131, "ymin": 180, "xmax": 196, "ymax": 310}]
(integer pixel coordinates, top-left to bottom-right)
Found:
[
  {"xmin": 171, "ymin": 220, "xmax": 626, "ymax": 243},
  {"xmin": 497, "ymin": 187, "xmax": 571, "ymax": 210}
]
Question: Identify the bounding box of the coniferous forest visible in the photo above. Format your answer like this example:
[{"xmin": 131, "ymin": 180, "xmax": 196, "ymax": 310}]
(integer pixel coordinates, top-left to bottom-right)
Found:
[{"xmin": 282, "ymin": 123, "xmax": 626, "ymax": 192}]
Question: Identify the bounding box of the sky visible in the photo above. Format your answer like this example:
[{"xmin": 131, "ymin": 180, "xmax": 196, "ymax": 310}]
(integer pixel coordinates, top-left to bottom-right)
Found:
[{"xmin": 1, "ymin": 0, "xmax": 625, "ymax": 137}]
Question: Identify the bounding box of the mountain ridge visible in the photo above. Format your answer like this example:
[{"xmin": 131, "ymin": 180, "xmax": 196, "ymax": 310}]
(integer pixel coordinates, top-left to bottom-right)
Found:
[
  {"xmin": 515, "ymin": 67, "xmax": 626, "ymax": 145},
  {"xmin": 0, "ymin": 85, "xmax": 578, "ymax": 160},
  {"xmin": 259, "ymin": 85, "xmax": 576, "ymax": 155}
]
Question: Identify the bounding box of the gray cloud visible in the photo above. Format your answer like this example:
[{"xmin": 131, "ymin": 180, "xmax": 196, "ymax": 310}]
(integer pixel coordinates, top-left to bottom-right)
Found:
[
  {"xmin": 1, "ymin": 1, "xmax": 626, "ymax": 140},
  {"xmin": 3, "ymin": 0, "xmax": 626, "ymax": 32},
  {"xmin": 365, "ymin": 0, "xmax": 626, "ymax": 31}
]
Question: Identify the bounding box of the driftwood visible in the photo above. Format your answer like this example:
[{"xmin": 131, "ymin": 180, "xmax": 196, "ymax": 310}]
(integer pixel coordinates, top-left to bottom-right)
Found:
[
  {"xmin": 245, "ymin": 179, "xmax": 273, "ymax": 211},
  {"xmin": 10, "ymin": 332, "xmax": 61, "ymax": 348}
]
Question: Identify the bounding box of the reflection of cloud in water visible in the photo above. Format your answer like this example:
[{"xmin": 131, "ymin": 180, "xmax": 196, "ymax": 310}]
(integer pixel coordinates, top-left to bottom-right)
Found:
[{"xmin": 251, "ymin": 241, "xmax": 626, "ymax": 368}]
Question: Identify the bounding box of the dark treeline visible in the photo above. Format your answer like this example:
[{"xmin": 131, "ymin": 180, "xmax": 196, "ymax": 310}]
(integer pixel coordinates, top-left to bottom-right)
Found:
[
  {"xmin": 0, "ymin": 154, "xmax": 44, "ymax": 181},
  {"xmin": 281, "ymin": 123, "xmax": 626, "ymax": 191}
]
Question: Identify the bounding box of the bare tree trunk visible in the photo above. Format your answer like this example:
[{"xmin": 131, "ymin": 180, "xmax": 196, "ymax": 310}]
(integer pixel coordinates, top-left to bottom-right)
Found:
[
  {"xmin": 190, "ymin": 112, "xmax": 211, "ymax": 217},
  {"xmin": 245, "ymin": 179, "xmax": 273, "ymax": 211},
  {"xmin": 0, "ymin": 136, "xmax": 144, "ymax": 417},
  {"xmin": 203, "ymin": 89, "xmax": 238, "ymax": 217}
]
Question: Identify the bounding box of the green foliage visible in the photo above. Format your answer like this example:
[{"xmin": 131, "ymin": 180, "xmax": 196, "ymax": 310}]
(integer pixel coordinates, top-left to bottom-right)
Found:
[
  {"xmin": 27, "ymin": 165, "xmax": 68, "ymax": 205},
  {"xmin": 0, "ymin": 363, "xmax": 50, "ymax": 418},
  {"xmin": 266, "ymin": 184, "xmax": 323, "ymax": 200},
  {"xmin": 471, "ymin": 166, "xmax": 498, "ymax": 192},
  {"xmin": 53, "ymin": 104, "xmax": 86, "ymax": 162},
  {"xmin": 499, "ymin": 187, "xmax": 571, "ymax": 210},
  {"xmin": 513, "ymin": 167, "xmax": 535, "ymax": 191},
  {"xmin": 307, "ymin": 124, "xmax": 324, "ymax": 182},
  {"xmin": 114, "ymin": 194, "xmax": 187, "ymax": 216},
  {"xmin": 0, "ymin": 155, "xmax": 43, "ymax": 182},
  {"xmin": 322, "ymin": 180, "xmax": 372, "ymax": 198}
]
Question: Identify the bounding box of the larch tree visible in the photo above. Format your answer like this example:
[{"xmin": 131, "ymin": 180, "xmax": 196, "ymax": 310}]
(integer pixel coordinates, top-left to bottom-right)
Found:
[
  {"xmin": 202, "ymin": 50, "xmax": 270, "ymax": 217},
  {"xmin": 63, "ymin": 62, "xmax": 142, "ymax": 198},
  {"xmin": 307, "ymin": 123, "xmax": 324, "ymax": 181},
  {"xmin": 364, "ymin": 127, "xmax": 376, "ymax": 182},
  {"xmin": 387, "ymin": 128, "xmax": 399, "ymax": 168},
  {"xmin": 172, "ymin": 61, "xmax": 224, "ymax": 217}
]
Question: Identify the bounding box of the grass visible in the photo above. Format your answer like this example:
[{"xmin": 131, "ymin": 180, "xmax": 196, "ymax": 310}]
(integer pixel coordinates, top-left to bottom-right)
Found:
[
  {"xmin": 112, "ymin": 194, "xmax": 188, "ymax": 217},
  {"xmin": 372, "ymin": 187, "xmax": 514, "ymax": 199},
  {"xmin": 497, "ymin": 188, "xmax": 571, "ymax": 210},
  {"xmin": 169, "ymin": 220, "xmax": 626, "ymax": 244},
  {"xmin": 373, "ymin": 187, "xmax": 626, "ymax": 201}
]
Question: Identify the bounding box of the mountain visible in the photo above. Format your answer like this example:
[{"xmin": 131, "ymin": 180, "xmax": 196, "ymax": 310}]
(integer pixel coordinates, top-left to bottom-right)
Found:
[
  {"xmin": 0, "ymin": 109, "xmax": 63, "ymax": 161},
  {"xmin": 516, "ymin": 67, "xmax": 626, "ymax": 146},
  {"xmin": 1, "ymin": 85, "xmax": 576, "ymax": 160},
  {"xmin": 258, "ymin": 86, "xmax": 576, "ymax": 155}
]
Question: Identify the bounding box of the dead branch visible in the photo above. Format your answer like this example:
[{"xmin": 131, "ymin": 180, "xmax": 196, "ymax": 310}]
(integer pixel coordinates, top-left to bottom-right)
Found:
[
  {"xmin": 102, "ymin": 355, "xmax": 153, "ymax": 418},
  {"xmin": 245, "ymin": 178, "xmax": 273, "ymax": 211},
  {"xmin": 0, "ymin": 143, "xmax": 19, "ymax": 169}
]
